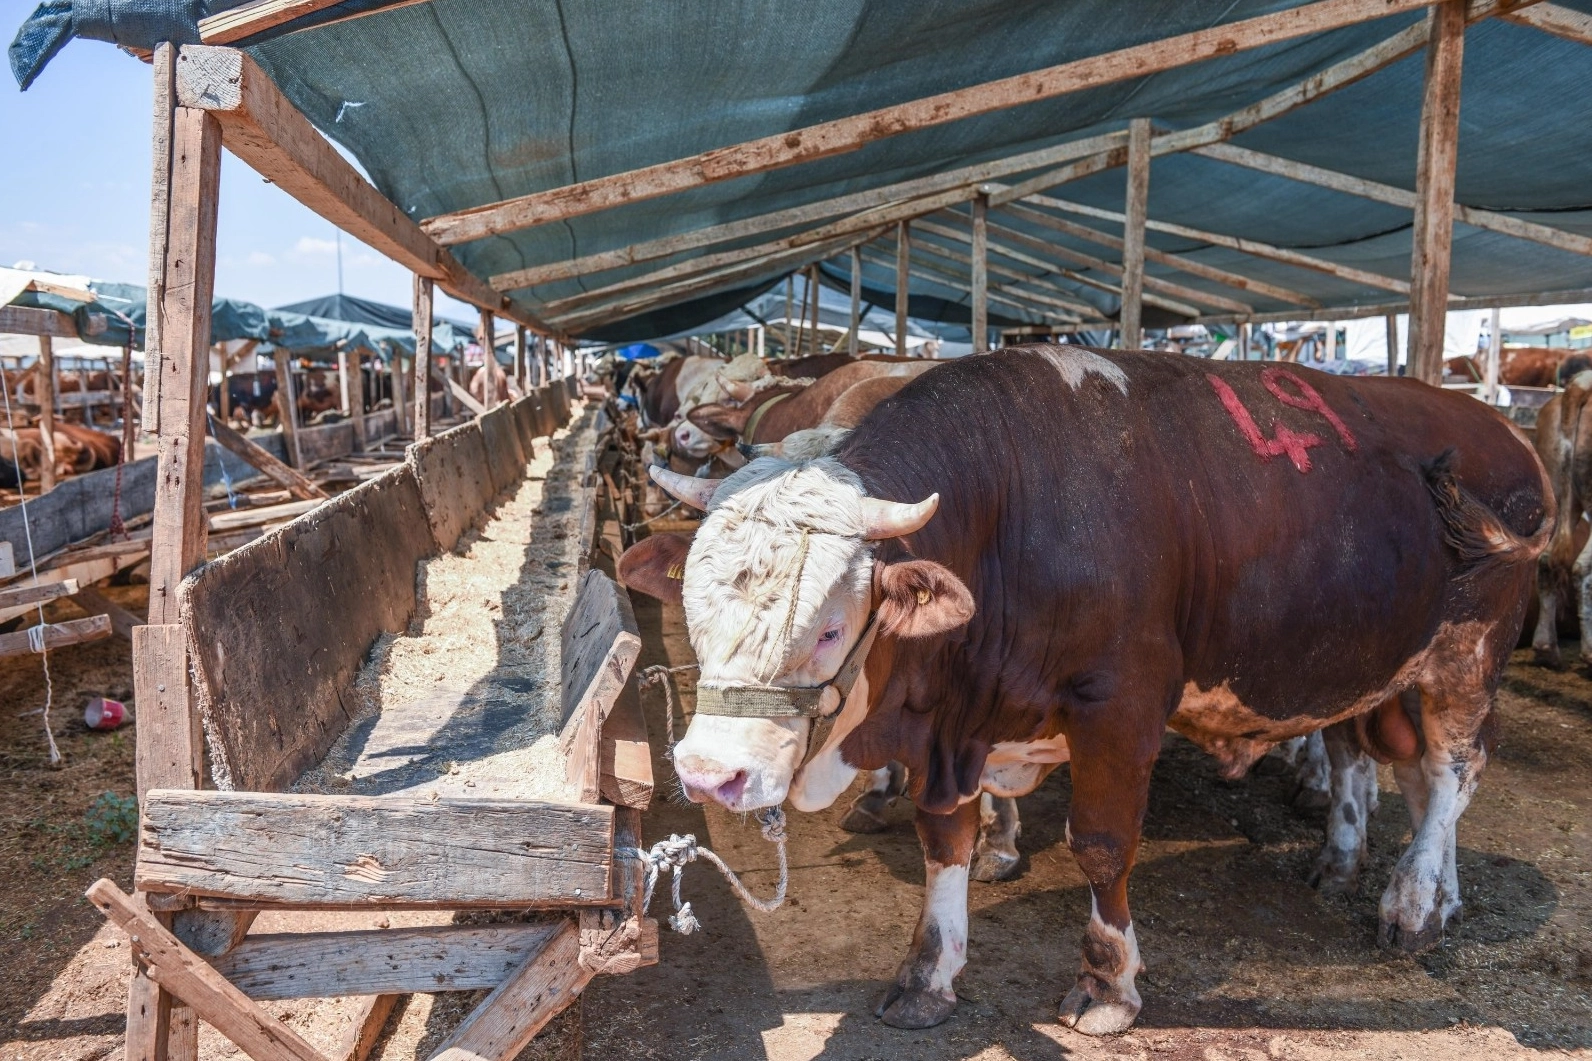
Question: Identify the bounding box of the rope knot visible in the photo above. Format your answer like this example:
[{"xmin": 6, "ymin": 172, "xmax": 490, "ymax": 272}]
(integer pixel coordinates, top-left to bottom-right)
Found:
[
  {"xmin": 625, "ymin": 809, "xmax": 791, "ymax": 935},
  {"xmin": 756, "ymin": 806, "xmax": 787, "ymax": 844}
]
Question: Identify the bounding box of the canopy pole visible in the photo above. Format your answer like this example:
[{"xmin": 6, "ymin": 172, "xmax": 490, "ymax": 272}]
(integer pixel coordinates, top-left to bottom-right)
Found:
[
  {"xmin": 1485, "ymin": 306, "xmax": 1502, "ymax": 404},
  {"xmin": 272, "ymin": 348, "xmax": 302, "ymax": 468},
  {"xmin": 783, "ymin": 277, "xmax": 794, "ymax": 357},
  {"xmin": 478, "ymin": 309, "xmax": 496, "ymax": 409},
  {"xmin": 514, "ymin": 326, "xmax": 527, "ymax": 394},
  {"xmin": 412, "ymin": 275, "xmax": 433, "ymax": 439},
  {"xmin": 895, "ymin": 221, "xmax": 911, "ymax": 356},
  {"xmin": 971, "ymin": 193, "xmax": 989, "ymax": 354},
  {"xmin": 1119, "ymin": 117, "xmax": 1152, "ymax": 350},
  {"xmin": 1408, "ymin": 0, "xmax": 1466, "ymax": 385},
  {"xmin": 337, "ymin": 344, "xmax": 364, "ymax": 452},
  {"xmin": 805, "ymin": 266, "xmax": 820, "ymax": 355}
]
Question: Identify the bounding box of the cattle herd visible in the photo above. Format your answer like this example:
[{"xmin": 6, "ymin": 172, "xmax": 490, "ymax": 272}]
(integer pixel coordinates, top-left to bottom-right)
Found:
[{"xmin": 600, "ymin": 342, "xmax": 1559, "ymax": 1036}]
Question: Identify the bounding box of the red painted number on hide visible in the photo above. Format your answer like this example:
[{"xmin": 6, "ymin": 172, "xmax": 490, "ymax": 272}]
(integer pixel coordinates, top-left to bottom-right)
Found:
[{"xmin": 1206, "ymin": 369, "xmax": 1355, "ymax": 474}]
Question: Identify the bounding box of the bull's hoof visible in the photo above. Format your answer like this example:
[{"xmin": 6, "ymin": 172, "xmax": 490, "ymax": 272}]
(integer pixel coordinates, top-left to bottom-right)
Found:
[
  {"xmin": 1307, "ymin": 853, "xmax": 1361, "ymax": 898},
  {"xmin": 875, "ymin": 983, "xmax": 957, "ymax": 1029},
  {"xmin": 1534, "ymin": 646, "xmax": 1564, "ymax": 670},
  {"xmin": 970, "ymin": 848, "xmax": 1020, "ymax": 883},
  {"xmin": 839, "ymin": 801, "xmax": 891, "ymax": 834},
  {"xmin": 1377, "ymin": 904, "xmax": 1456, "ymax": 953},
  {"xmin": 1058, "ymin": 986, "xmax": 1139, "ymax": 1036}
]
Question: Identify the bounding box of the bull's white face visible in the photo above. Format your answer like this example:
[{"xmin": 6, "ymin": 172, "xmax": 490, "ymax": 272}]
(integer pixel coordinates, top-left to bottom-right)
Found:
[
  {"xmin": 671, "ymin": 416, "xmax": 721, "ymax": 460},
  {"xmin": 672, "ymin": 458, "xmax": 875, "ymax": 811}
]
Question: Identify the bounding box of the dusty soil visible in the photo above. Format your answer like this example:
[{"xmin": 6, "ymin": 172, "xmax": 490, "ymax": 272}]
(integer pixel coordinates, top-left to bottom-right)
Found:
[{"xmin": 6, "ymin": 450, "xmax": 1592, "ymax": 1058}]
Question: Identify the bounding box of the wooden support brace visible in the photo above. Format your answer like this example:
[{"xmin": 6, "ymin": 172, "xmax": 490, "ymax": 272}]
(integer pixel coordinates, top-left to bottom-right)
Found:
[
  {"xmin": 426, "ymin": 919, "xmax": 590, "ymax": 1061},
  {"xmin": 1119, "ymin": 117, "xmax": 1152, "ymax": 348},
  {"xmin": 0, "ymin": 614, "xmax": 112, "ymax": 658},
  {"xmin": 335, "ymin": 994, "xmax": 399, "ymax": 1061},
  {"xmin": 446, "ymin": 375, "xmax": 488, "ymax": 417},
  {"xmin": 72, "ymin": 586, "xmax": 144, "ymax": 641},
  {"xmin": 559, "ymin": 570, "xmax": 642, "ymax": 804},
  {"xmin": 0, "ymin": 578, "xmax": 78, "ymax": 610},
  {"xmin": 88, "ymin": 878, "xmax": 333, "ymax": 1061},
  {"xmin": 207, "ymin": 415, "xmax": 329, "ymax": 500}
]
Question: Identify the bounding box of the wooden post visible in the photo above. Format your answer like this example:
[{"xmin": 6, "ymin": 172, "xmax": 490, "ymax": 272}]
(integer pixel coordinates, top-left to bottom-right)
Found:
[
  {"xmin": 1238, "ymin": 322, "xmax": 1251, "ymax": 361},
  {"xmin": 848, "ymin": 247, "xmax": 862, "ymax": 357},
  {"xmin": 337, "ymin": 344, "xmax": 365, "ymax": 452},
  {"xmin": 121, "ymin": 343, "xmax": 137, "ymax": 461},
  {"xmin": 1119, "ymin": 117, "xmax": 1152, "ymax": 350},
  {"xmin": 412, "ymin": 275, "xmax": 433, "ymax": 439},
  {"xmin": 1485, "ymin": 305, "xmax": 1502, "ymax": 404},
  {"xmin": 37, "ymin": 336, "xmax": 56, "ymax": 491},
  {"xmin": 806, "ymin": 266, "xmax": 822, "ymax": 354},
  {"xmin": 1407, "ymin": 0, "xmax": 1466, "ymax": 385},
  {"xmin": 971, "ymin": 193, "xmax": 989, "ymax": 354},
  {"xmin": 129, "ymin": 100, "xmax": 222, "ymax": 1061},
  {"xmin": 389, "ymin": 351, "xmax": 408, "ymax": 436},
  {"xmin": 1385, "ymin": 313, "xmax": 1400, "ymax": 376},
  {"xmin": 478, "ymin": 309, "xmax": 496, "ymax": 405},
  {"xmin": 895, "ymin": 220, "xmax": 911, "ymax": 356},
  {"xmin": 514, "ymin": 326, "xmax": 527, "ymax": 393},
  {"xmin": 218, "ymin": 345, "xmax": 231, "ymax": 425},
  {"xmin": 272, "ymin": 348, "xmax": 302, "ymax": 468},
  {"xmin": 783, "ymin": 275, "xmax": 794, "ymax": 357}
]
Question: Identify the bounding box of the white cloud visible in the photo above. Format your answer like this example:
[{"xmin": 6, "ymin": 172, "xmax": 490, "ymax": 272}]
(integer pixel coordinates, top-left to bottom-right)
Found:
[
  {"xmin": 245, "ymin": 251, "xmax": 276, "ymax": 266},
  {"xmin": 293, "ymin": 236, "xmax": 339, "ymax": 256}
]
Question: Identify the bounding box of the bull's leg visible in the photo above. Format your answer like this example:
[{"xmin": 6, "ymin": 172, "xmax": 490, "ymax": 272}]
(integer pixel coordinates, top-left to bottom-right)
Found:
[
  {"xmin": 840, "ymin": 762, "xmax": 906, "ymax": 834},
  {"xmin": 1058, "ymin": 725, "xmax": 1156, "ymax": 1036},
  {"xmin": 1289, "ymin": 730, "xmax": 1332, "ymax": 812},
  {"xmin": 876, "ymin": 799, "xmax": 978, "ymax": 1029},
  {"xmin": 970, "ymin": 794, "xmax": 1022, "ymax": 882},
  {"xmin": 1307, "ymin": 723, "xmax": 1378, "ymax": 896},
  {"xmin": 1533, "ymin": 556, "xmax": 1563, "ymax": 667},
  {"xmin": 1378, "ymin": 686, "xmax": 1488, "ymax": 952},
  {"xmin": 1577, "ymin": 544, "xmax": 1592, "ymax": 668}
]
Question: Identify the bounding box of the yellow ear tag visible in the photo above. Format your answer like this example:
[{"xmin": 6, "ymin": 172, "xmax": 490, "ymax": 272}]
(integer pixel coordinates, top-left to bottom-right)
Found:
[
  {"xmin": 915, "ymin": 588, "xmax": 932, "ymax": 605},
  {"xmin": 667, "ymin": 563, "xmax": 684, "ymax": 580}
]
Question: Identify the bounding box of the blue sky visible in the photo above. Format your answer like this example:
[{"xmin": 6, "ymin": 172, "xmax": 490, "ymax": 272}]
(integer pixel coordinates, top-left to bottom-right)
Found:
[{"xmin": 1, "ymin": 15, "xmax": 476, "ymax": 318}]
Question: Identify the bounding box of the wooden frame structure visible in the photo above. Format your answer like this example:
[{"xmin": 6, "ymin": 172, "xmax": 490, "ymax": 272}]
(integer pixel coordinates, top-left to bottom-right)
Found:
[{"xmin": 114, "ymin": 41, "xmax": 647, "ymax": 1061}]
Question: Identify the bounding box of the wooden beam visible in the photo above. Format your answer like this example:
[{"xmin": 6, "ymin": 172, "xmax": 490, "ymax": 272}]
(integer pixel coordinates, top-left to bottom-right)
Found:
[
  {"xmin": 971, "ymin": 193, "xmax": 989, "ymax": 353},
  {"xmin": 207, "ymin": 414, "xmax": 328, "ymax": 500},
  {"xmin": 848, "ymin": 247, "xmax": 863, "ymax": 356},
  {"xmin": 36, "ymin": 336, "xmax": 56, "ymax": 492},
  {"xmin": 173, "ymin": 46, "xmax": 559, "ymax": 339},
  {"xmin": 1024, "ymin": 193, "xmax": 1415, "ymax": 295},
  {"xmin": 136, "ymin": 791, "xmax": 615, "ymax": 907},
  {"xmin": 1000, "ymin": 201, "xmax": 1318, "ymax": 308},
  {"xmin": 272, "ymin": 348, "xmax": 304, "ymax": 468},
  {"xmin": 906, "ymin": 229, "xmax": 1110, "ymax": 317},
  {"xmin": 1501, "ymin": 1, "xmax": 1592, "ymax": 44},
  {"xmin": 335, "ymin": 995, "xmax": 399, "ymax": 1061},
  {"xmin": 88, "ymin": 878, "xmax": 333, "ymax": 1061},
  {"xmin": 424, "ymin": 0, "xmax": 1436, "ymax": 243},
  {"xmin": 895, "ymin": 221, "xmax": 911, "ymax": 355},
  {"xmin": 1195, "ymin": 140, "xmax": 1592, "ymax": 259},
  {"xmin": 412, "ymin": 276, "xmax": 433, "ymax": 439},
  {"xmin": 0, "ymin": 305, "xmax": 76, "ymax": 338},
  {"xmin": 1386, "ymin": 313, "xmax": 1401, "ymax": 374},
  {"xmin": 72, "ymin": 586, "xmax": 144, "ymax": 641},
  {"xmin": 0, "ymin": 578, "xmax": 78, "ymax": 610},
  {"xmin": 1120, "ymin": 118, "xmax": 1152, "ymax": 348},
  {"xmin": 0, "ymin": 614, "xmax": 112, "ymax": 659},
  {"xmin": 426, "ymin": 919, "xmax": 590, "ymax": 1061},
  {"xmin": 199, "ymin": 0, "xmax": 429, "ymax": 45},
  {"xmin": 599, "ymin": 681, "xmax": 653, "ymax": 809},
  {"xmin": 447, "ymin": 376, "xmax": 488, "ymax": 417},
  {"xmin": 211, "ymin": 923, "xmax": 565, "ymax": 1000},
  {"xmin": 1408, "ymin": 1, "xmax": 1467, "ymax": 385},
  {"xmin": 1194, "ymin": 284, "xmax": 1592, "ymax": 326},
  {"xmin": 389, "ymin": 350, "xmax": 409, "ymax": 436},
  {"xmin": 893, "ymin": 241, "xmax": 1100, "ymax": 321}
]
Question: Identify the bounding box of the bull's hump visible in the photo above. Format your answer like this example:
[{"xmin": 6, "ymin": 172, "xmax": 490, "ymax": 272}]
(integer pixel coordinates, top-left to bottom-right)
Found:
[{"xmin": 1028, "ymin": 345, "xmax": 1130, "ymax": 395}]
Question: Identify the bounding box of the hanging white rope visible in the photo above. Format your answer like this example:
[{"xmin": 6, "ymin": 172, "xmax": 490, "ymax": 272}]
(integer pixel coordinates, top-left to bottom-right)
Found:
[
  {"xmin": 0, "ymin": 361, "xmax": 58, "ymax": 764},
  {"xmin": 621, "ymin": 806, "xmax": 789, "ymax": 935}
]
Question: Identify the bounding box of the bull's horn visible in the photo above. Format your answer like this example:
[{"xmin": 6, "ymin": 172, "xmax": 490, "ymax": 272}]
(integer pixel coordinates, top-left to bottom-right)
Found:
[
  {"xmin": 737, "ymin": 441, "xmax": 778, "ymax": 461},
  {"xmin": 650, "ymin": 466, "xmax": 722, "ymax": 511},
  {"xmin": 859, "ymin": 493, "xmax": 939, "ymax": 540},
  {"xmin": 721, "ymin": 378, "xmax": 757, "ymax": 403}
]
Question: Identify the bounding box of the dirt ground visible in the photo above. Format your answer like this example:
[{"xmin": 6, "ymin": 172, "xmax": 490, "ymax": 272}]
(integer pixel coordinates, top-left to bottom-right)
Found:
[{"xmin": 6, "ymin": 493, "xmax": 1592, "ymax": 1058}]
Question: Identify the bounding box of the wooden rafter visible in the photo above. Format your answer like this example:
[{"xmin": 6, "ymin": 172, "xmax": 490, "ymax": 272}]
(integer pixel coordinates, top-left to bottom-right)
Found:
[
  {"xmin": 199, "ymin": 0, "xmax": 429, "ymax": 45},
  {"xmin": 1500, "ymin": 1, "xmax": 1592, "ymax": 44},
  {"xmin": 0, "ymin": 305, "xmax": 76, "ymax": 338},
  {"xmin": 897, "ymin": 237, "xmax": 1101, "ymax": 318},
  {"xmin": 861, "ymin": 245, "xmax": 1087, "ymax": 323},
  {"xmin": 173, "ymin": 46, "xmax": 563, "ymax": 340},
  {"xmin": 1193, "ymin": 141, "xmax": 1592, "ymax": 259},
  {"xmin": 999, "ymin": 201, "xmax": 1319, "ymax": 308},
  {"xmin": 424, "ymin": 0, "xmax": 1439, "ymax": 245},
  {"xmin": 1196, "ymin": 283, "xmax": 1592, "ymax": 325}
]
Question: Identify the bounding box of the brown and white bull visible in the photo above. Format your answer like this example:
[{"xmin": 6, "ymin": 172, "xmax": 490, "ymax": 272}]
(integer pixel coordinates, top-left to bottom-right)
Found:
[{"xmin": 620, "ymin": 345, "xmax": 1548, "ymax": 1035}]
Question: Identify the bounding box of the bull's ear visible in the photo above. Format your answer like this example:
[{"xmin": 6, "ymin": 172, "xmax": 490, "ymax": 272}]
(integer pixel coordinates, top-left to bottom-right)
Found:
[
  {"xmin": 687, "ymin": 402, "xmax": 750, "ymax": 441},
  {"xmin": 618, "ymin": 533, "xmax": 693, "ymax": 605},
  {"xmin": 875, "ymin": 560, "xmax": 974, "ymax": 638}
]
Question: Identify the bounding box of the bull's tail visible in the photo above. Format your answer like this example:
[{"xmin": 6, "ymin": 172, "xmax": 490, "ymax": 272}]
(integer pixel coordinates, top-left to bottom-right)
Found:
[{"xmin": 1423, "ymin": 448, "xmax": 1552, "ymax": 571}]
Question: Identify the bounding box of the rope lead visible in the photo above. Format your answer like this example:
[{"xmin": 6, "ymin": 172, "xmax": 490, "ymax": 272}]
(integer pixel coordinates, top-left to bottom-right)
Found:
[{"xmin": 622, "ymin": 806, "xmax": 790, "ymax": 935}]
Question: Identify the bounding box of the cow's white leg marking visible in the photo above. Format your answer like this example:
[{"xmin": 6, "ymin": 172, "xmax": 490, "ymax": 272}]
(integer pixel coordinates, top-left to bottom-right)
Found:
[
  {"xmin": 1308, "ymin": 725, "xmax": 1377, "ymax": 896},
  {"xmin": 877, "ymin": 860, "xmax": 968, "ymax": 1029},
  {"xmin": 1381, "ymin": 736, "xmax": 1473, "ymax": 951},
  {"xmin": 971, "ymin": 793, "xmax": 1022, "ymax": 882},
  {"xmin": 1292, "ymin": 729, "xmax": 1332, "ymax": 812},
  {"xmin": 839, "ymin": 762, "xmax": 905, "ymax": 834},
  {"xmin": 1060, "ymin": 893, "xmax": 1144, "ymax": 1036},
  {"xmin": 1533, "ymin": 576, "xmax": 1561, "ymax": 662}
]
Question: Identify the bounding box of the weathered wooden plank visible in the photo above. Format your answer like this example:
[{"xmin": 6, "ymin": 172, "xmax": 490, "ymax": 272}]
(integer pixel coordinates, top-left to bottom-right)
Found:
[
  {"xmin": 181, "ymin": 465, "xmax": 437, "ymax": 792},
  {"xmin": 894, "ymin": 221, "xmax": 911, "ymax": 355},
  {"xmin": 422, "ymin": 0, "xmax": 1434, "ymax": 243},
  {"xmin": 510, "ymin": 394, "xmax": 539, "ymax": 454},
  {"xmin": 212, "ymin": 923, "xmax": 564, "ymax": 1000},
  {"xmin": 207, "ymin": 416, "xmax": 328, "ymax": 500},
  {"xmin": 426, "ymin": 919, "xmax": 590, "ymax": 1061},
  {"xmin": 339, "ymin": 346, "xmax": 367, "ymax": 452},
  {"xmin": 0, "ymin": 578, "xmax": 78, "ymax": 610},
  {"xmin": 1408, "ymin": 1, "xmax": 1467, "ymax": 384},
  {"xmin": 199, "ymin": 0, "xmax": 429, "ymax": 45},
  {"xmin": 207, "ymin": 497, "xmax": 321, "ymax": 533},
  {"xmin": 1119, "ymin": 117, "xmax": 1153, "ymax": 349},
  {"xmin": 88, "ymin": 879, "xmax": 333, "ymax": 1061},
  {"xmin": 273, "ymin": 347, "xmax": 304, "ymax": 469},
  {"xmin": 136, "ymin": 791, "xmax": 615, "ymax": 907},
  {"xmin": 173, "ymin": 46, "xmax": 557, "ymax": 338},
  {"xmin": 412, "ymin": 276, "xmax": 434, "ymax": 440},
  {"xmin": 599, "ymin": 680, "xmax": 652, "ymax": 810},
  {"xmin": 579, "ymin": 809, "xmax": 657, "ymax": 976},
  {"xmin": 970, "ymin": 194, "xmax": 989, "ymax": 353},
  {"xmin": 559, "ymin": 571, "xmax": 642, "ymax": 804},
  {"xmin": 72, "ymin": 586, "xmax": 143, "ymax": 641},
  {"xmin": 1501, "ymin": 1, "xmax": 1592, "ymax": 44},
  {"xmin": 0, "ymin": 614, "xmax": 112, "ymax": 659},
  {"xmin": 0, "ymin": 305, "xmax": 76, "ymax": 337},
  {"xmin": 409, "ymin": 421, "xmax": 495, "ymax": 553},
  {"xmin": 478, "ymin": 404, "xmax": 527, "ymax": 497},
  {"xmin": 335, "ymin": 994, "xmax": 399, "ymax": 1061},
  {"xmin": 447, "ymin": 376, "xmax": 487, "ymax": 416}
]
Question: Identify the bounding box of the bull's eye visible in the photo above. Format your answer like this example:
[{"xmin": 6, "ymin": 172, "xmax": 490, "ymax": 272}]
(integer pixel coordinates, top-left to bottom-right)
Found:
[{"xmin": 818, "ymin": 627, "xmax": 841, "ymax": 644}]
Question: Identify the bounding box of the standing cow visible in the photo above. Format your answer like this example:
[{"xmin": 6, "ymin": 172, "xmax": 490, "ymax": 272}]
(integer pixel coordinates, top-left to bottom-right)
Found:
[{"xmin": 620, "ymin": 346, "xmax": 1548, "ymax": 1035}]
